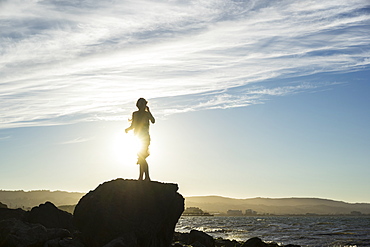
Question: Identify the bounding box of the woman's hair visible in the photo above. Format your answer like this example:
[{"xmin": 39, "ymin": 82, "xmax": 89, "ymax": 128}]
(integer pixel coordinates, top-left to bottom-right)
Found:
[{"xmin": 136, "ymin": 98, "xmax": 148, "ymax": 109}]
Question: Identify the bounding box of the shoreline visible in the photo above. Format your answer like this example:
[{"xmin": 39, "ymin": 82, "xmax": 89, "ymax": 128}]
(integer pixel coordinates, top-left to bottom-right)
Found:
[
  {"xmin": 173, "ymin": 230, "xmax": 301, "ymax": 247},
  {"xmin": 181, "ymin": 214, "xmax": 370, "ymax": 217}
]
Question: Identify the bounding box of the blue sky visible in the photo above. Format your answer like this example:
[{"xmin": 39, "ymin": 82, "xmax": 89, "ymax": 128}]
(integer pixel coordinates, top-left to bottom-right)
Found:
[{"xmin": 1, "ymin": 0, "xmax": 369, "ymax": 202}]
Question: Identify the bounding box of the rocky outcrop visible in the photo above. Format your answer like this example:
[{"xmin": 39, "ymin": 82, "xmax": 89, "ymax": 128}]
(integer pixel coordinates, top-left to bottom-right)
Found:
[
  {"xmin": 0, "ymin": 218, "xmax": 71, "ymax": 247},
  {"xmin": 0, "ymin": 179, "xmax": 185, "ymax": 247},
  {"xmin": 25, "ymin": 201, "xmax": 74, "ymax": 232},
  {"xmin": 0, "ymin": 202, "xmax": 76, "ymax": 247},
  {"xmin": 73, "ymin": 179, "xmax": 184, "ymax": 247}
]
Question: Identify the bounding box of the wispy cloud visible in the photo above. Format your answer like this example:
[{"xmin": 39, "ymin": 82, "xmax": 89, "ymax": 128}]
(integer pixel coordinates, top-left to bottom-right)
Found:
[
  {"xmin": 154, "ymin": 82, "xmax": 330, "ymax": 115},
  {"xmin": 1, "ymin": 0, "xmax": 369, "ymax": 128},
  {"xmin": 59, "ymin": 137, "xmax": 92, "ymax": 145}
]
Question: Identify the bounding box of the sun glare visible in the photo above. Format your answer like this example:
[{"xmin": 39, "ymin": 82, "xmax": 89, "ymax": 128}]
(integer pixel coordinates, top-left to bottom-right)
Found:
[{"xmin": 112, "ymin": 131, "xmax": 142, "ymax": 165}]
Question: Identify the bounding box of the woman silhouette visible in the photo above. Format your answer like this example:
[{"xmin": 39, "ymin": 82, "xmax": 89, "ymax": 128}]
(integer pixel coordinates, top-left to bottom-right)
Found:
[{"xmin": 125, "ymin": 98, "xmax": 155, "ymax": 181}]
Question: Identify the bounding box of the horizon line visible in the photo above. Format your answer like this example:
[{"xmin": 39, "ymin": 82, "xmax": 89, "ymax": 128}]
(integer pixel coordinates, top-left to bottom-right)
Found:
[{"xmin": 1, "ymin": 189, "xmax": 369, "ymax": 204}]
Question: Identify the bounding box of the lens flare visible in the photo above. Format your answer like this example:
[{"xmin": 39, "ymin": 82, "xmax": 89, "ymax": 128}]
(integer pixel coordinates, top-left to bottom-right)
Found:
[{"xmin": 112, "ymin": 131, "xmax": 142, "ymax": 164}]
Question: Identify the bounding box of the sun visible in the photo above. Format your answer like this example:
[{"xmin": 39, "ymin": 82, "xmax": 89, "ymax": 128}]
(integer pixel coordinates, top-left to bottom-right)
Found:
[{"xmin": 112, "ymin": 131, "xmax": 142, "ymax": 164}]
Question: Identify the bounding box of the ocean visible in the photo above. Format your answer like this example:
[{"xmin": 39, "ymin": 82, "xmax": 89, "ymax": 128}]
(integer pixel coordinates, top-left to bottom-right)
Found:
[{"xmin": 175, "ymin": 216, "xmax": 370, "ymax": 247}]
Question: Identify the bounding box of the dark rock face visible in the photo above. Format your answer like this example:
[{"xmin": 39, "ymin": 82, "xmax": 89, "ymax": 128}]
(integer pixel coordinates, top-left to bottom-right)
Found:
[
  {"xmin": 0, "ymin": 208, "xmax": 26, "ymax": 222},
  {"xmin": 215, "ymin": 238, "xmax": 241, "ymax": 247},
  {"xmin": 173, "ymin": 231, "xmax": 216, "ymax": 247},
  {"xmin": 25, "ymin": 201, "xmax": 74, "ymax": 232},
  {"xmin": 0, "ymin": 218, "xmax": 49, "ymax": 247},
  {"xmin": 0, "ymin": 202, "xmax": 76, "ymax": 247},
  {"xmin": 0, "ymin": 202, "xmax": 7, "ymax": 209},
  {"xmin": 241, "ymin": 237, "xmax": 278, "ymax": 247},
  {"xmin": 189, "ymin": 230, "xmax": 215, "ymax": 247},
  {"xmin": 0, "ymin": 218, "xmax": 71, "ymax": 247},
  {"xmin": 73, "ymin": 179, "xmax": 184, "ymax": 247}
]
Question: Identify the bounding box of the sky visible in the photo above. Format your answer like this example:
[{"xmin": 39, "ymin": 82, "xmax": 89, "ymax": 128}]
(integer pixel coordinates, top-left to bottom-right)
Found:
[{"xmin": 1, "ymin": 0, "xmax": 369, "ymax": 203}]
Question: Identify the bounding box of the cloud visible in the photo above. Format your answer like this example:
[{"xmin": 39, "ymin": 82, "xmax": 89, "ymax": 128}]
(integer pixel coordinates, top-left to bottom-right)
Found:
[
  {"xmin": 59, "ymin": 137, "xmax": 92, "ymax": 145},
  {"xmin": 0, "ymin": 0, "xmax": 369, "ymax": 128}
]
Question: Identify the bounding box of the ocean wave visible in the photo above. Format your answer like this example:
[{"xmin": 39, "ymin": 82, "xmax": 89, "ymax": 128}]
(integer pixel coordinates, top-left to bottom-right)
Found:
[{"xmin": 175, "ymin": 216, "xmax": 370, "ymax": 246}]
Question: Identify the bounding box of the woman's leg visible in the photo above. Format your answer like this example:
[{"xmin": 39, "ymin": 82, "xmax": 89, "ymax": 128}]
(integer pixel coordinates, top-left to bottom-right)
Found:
[
  {"xmin": 138, "ymin": 162, "xmax": 144, "ymax": 180},
  {"xmin": 137, "ymin": 135, "xmax": 151, "ymax": 180},
  {"xmin": 142, "ymin": 159, "xmax": 150, "ymax": 181}
]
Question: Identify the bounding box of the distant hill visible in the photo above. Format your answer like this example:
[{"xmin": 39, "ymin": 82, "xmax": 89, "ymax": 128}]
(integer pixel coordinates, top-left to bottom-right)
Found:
[
  {"xmin": 0, "ymin": 190, "xmax": 85, "ymax": 209},
  {"xmin": 1, "ymin": 190, "xmax": 370, "ymax": 215},
  {"xmin": 185, "ymin": 196, "xmax": 370, "ymax": 215}
]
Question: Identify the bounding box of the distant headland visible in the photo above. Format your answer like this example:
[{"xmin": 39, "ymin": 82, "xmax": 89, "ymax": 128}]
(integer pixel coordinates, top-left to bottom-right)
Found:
[{"xmin": 185, "ymin": 196, "xmax": 370, "ymax": 216}]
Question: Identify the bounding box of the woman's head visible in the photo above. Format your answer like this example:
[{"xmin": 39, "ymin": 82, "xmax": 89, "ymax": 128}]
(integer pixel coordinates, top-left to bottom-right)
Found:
[{"xmin": 136, "ymin": 98, "xmax": 148, "ymax": 110}]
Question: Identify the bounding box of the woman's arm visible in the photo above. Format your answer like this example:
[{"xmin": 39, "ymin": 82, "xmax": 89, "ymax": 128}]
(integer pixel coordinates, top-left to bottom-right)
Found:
[
  {"xmin": 125, "ymin": 113, "xmax": 135, "ymax": 133},
  {"xmin": 146, "ymin": 107, "xmax": 155, "ymax": 124}
]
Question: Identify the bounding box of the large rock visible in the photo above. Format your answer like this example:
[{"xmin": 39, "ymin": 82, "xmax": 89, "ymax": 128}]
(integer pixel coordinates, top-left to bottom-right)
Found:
[{"xmin": 73, "ymin": 179, "xmax": 184, "ymax": 247}]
